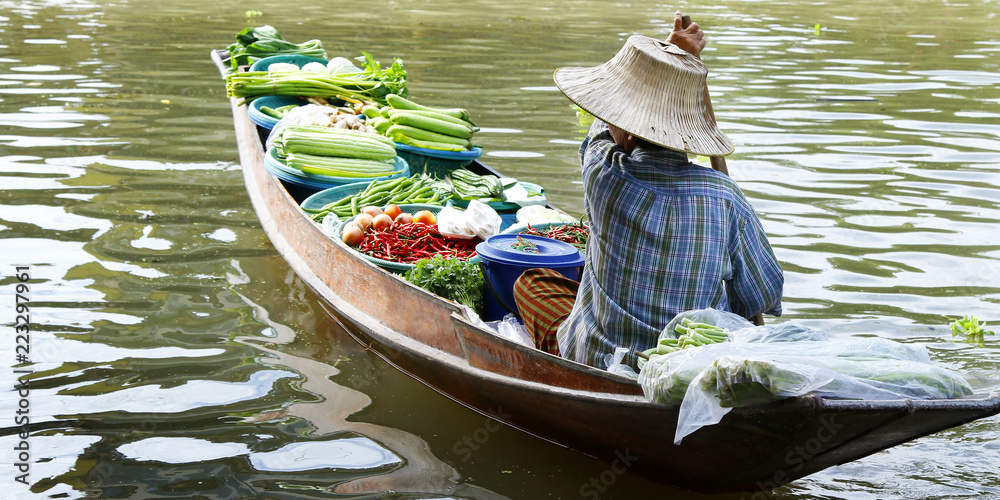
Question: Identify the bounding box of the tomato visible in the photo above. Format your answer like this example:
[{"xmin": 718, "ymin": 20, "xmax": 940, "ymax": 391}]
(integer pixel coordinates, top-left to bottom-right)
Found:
[
  {"xmin": 341, "ymin": 221, "xmax": 364, "ymax": 247},
  {"xmin": 413, "ymin": 210, "xmax": 437, "ymax": 225},
  {"xmin": 393, "ymin": 212, "xmax": 413, "ymax": 225},
  {"xmin": 372, "ymin": 213, "xmax": 393, "ymax": 232},
  {"xmin": 361, "ymin": 205, "xmax": 383, "ymax": 218},
  {"xmin": 353, "ymin": 213, "xmax": 374, "ymax": 232},
  {"xmin": 383, "ymin": 204, "xmax": 402, "ymax": 220}
]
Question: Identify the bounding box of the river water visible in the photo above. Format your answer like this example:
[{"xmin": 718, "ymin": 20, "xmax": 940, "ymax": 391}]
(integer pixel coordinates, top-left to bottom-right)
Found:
[{"xmin": 1, "ymin": 0, "xmax": 998, "ymax": 498}]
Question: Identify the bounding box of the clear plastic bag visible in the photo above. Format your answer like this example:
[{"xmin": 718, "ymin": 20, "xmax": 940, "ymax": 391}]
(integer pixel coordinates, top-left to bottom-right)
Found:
[
  {"xmin": 605, "ymin": 346, "xmax": 639, "ymax": 379},
  {"xmin": 436, "ymin": 205, "xmax": 475, "ymax": 239},
  {"xmin": 638, "ymin": 310, "xmax": 974, "ymax": 444},
  {"xmin": 658, "ymin": 308, "xmax": 753, "ymax": 341},
  {"xmin": 464, "ymin": 200, "xmax": 501, "ymax": 240},
  {"xmin": 485, "ymin": 313, "xmax": 534, "ymax": 348},
  {"xmin": 515, "ymin": 205, "xmax": 576, "ymax": 225}
]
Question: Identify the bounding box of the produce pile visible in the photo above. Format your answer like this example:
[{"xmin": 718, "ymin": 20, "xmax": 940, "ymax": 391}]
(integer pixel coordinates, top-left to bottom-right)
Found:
[
  {"xmin": 224, "ymin": 25, "xmax": 547, "ymax": 315},
  {"xmin": 304, "ymin": 175, "xmax": 452, "ymax": 222},
  {"xmin": 636, "ymin": 309, "xmax": 975, "ymax": 444},
  {"xmin": 364, "ymin": 94, "xmax": 479, "ymax": 152},
  {"xmin": 518, "ymin": 222, "xmax": 588, "ymax": 251},
  {"xmin": 340, "ymin": 205, "xmax": 479, "ymax": 264},
  {"xmin": 226, "ymin": 30, "xmax": 407, "ymax": 107},
  {"xmin": 404, "ymin": 255, "xmax": 484, "ymax": 312},
  {"xmin": 272, "ymin": 125, "xmax": 401, "ymax": 178},
  {"xmin": 226, "ymin": 26, "xmax": 325, "ymax": 72}
]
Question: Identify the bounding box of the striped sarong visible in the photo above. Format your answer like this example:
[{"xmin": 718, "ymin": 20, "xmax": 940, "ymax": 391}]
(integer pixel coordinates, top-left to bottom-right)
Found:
[{"xmin": 512, "ymin": 268, "xmax": 579, "ymax": 355}]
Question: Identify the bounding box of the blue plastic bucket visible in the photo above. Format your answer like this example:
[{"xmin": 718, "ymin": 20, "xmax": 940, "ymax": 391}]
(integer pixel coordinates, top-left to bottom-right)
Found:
[{"xmin": 475, "ymin": 234, "xmax": 584, "ymax": 321}]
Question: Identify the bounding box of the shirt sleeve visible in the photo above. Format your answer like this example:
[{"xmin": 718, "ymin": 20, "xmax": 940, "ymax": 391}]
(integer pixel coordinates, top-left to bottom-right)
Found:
[
  {"xmin": 579, "ymin": 120, "xmax": 615, "ymax": 171},
  {"xmin": 728, "ymin": 210, "xmax": 784, "ymax": 318}
]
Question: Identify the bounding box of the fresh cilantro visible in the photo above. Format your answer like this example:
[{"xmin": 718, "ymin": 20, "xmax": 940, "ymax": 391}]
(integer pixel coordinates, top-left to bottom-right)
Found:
[{"xmin": 404, "ymin": 255, "xmax": 483, "ymax": 313}]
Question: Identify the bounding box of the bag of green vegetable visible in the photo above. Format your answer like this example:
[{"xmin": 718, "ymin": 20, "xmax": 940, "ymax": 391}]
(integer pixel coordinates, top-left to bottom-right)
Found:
[
  {"xmin": 404, "ymin": 255, "xmax": 484, "ymax": 314},
  {"xmin": 638, "ymin": 309, "xmax": 975, "ymax": 444}
]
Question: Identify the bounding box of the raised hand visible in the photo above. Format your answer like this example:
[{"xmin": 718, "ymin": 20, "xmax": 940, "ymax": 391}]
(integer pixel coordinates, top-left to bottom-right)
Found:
[{"xmin": 666, "ymin": 11, "xmax": 706, "ymax": 57}]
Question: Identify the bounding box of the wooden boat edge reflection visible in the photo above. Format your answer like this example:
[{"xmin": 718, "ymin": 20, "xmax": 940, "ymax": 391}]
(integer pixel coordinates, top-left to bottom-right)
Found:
[{"xmin": 211, "ymin": 49, "xmax": 1000, "ymax": 495}]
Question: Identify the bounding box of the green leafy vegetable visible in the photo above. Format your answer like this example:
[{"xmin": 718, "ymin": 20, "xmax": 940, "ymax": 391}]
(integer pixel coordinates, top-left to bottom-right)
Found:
[
  {"xmin": 355, "ymin": 51, "xmax": 409, "ymax": 100},
  {"xmin": 226, "ymin": 25, "xmax": 326, "ymax": 71},
  {"xmin": 404, "ymin": 255, "xmax": 483, "ymax": 313},
  {"xmin": 950, "ymin": 315, "xmax": 994, "ymax": 347}
]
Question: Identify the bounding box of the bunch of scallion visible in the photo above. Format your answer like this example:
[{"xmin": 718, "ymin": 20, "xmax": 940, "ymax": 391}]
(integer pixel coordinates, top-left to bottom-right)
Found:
[
  {"xmin": 272, "ymin": 125, "xmax": 401, "ymax": 178},
  {"xmin": 226, "ymin": 71, "xmax": 384, "ymax": 103},
  {"xmin": 656, "ymin": 318, "xmax": 729, "ymax": 354}
]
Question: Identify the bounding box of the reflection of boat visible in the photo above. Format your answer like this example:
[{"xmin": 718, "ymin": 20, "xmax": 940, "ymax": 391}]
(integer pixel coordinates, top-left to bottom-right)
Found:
[{"xmin": 212, "ymin": 50, "xmax": 1000, "ymax": 494}]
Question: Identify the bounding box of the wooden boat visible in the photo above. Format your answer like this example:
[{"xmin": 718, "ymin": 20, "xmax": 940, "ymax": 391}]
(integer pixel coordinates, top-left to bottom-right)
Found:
[{"xmin": 211, "ymin": 50, "xmax": 1000, "ymax": 494}]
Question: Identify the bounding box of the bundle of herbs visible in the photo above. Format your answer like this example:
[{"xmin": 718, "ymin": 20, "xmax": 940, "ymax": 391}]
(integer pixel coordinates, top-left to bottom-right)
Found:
[{"xmin": 404, "ymin": 255, "xmax": 483, "ymax": 314}]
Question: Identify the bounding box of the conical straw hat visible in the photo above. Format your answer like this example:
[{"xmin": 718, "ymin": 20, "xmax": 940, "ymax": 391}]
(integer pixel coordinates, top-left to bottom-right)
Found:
[{"xmin": 554, "ymin": 35, "xmax": 733, "ymax": 157}]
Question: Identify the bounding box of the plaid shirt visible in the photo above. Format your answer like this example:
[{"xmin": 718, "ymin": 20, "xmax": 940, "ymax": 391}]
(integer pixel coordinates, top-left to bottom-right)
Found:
[{"xmin": 557, "ymin": 121, "xmax": 783, "ymax": 369}]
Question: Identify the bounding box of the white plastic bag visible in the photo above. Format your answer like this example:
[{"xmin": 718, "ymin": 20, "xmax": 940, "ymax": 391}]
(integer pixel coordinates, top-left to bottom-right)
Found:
[
  {"xmin": 327, "ymin": 56, "xmax": 362, "ymax": 75},
  {"xmin": 436, "ymin": 205, "xmax": 475, "ymax": 239},
  {"xmin": 515, "ymin": 205, "xmax": 577, "ymax": 225},
  {"xmin": 320, "ymin": 212, "xmax": 341, "ymax": 237},
  {"xmin": 485, "ymin": 314, "xmax": 534, "ymax": 348},
  {"xmin": 464, "ymin": 200, "xmax": 501, "ymax": 240},
  {"xmin": 499, "ymin": 178, "xmax": 546, "ymax": 207},
  {"xmin": 605, "ymin": 346, "xmax": 639, "ymax": 379}
]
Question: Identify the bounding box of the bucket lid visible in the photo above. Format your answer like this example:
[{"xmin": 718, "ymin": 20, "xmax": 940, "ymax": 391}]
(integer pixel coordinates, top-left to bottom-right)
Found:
[{"xmin": 476, "ymin": 234, "xmax": 585, "ymax": 267}]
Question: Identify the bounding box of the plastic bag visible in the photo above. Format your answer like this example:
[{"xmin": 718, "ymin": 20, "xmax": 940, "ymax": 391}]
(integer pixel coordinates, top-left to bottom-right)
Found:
[
  {"xmin": 265, "ymin": 104, "xmax": 339, "ymax": 149},
  {"xmin": 436, "ymin": 205, "xmax": 475, "ymax": 239},
  {"xmin": 321, "ymin": 212, "xmax": 341, "ymax": 237},
  {"xmin": 658, "ymin": 308, "xmax": 753, "ymax": 341},
  {"xmin": 485, "ymin": 314, "xmax": 534, "ymax": 348},
  {"xmin": 605, "ymin": 346, "xmax": 639, "ymax": 379},
  {"xmin": 499, "ymin": 178, "xmax": 546, "ymax": 208},
  {"xmin": 327, "ymin": 57, "xmax": 361, "ymax": 75},
  {"xmin": 464, "ymin": 200, "xmax": 501, "ymax": 240},
  {"xmin": 515, "ymin": 205, "xmax": 577, "ymax": 225},
  {"xmin": 638, "ymin": 310, "xmax": 974, "ymax": 444}
]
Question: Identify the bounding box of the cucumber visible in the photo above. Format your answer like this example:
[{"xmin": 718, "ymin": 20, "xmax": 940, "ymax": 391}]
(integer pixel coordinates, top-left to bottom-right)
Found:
[
  {"xmin": 385, "ymin": 93, "xmax": 473, "ymax": 124},
  {"xmin": 385, "ymin": 108, "xmax": 475, "ymax": 128},
  {"xmin": 361, "ymin": 105, "xmax": 382, "ymax": 119},
  {"xmin": 390, "ymin": 132, "xmax": 468, "ymax": 152},
  {"xmin": 389, "ymin": 112, "xmax": 474, "ymax": 139},
  {"xmin": 386, "ymin": 124, "xmax": 471, "ymax": 147}
]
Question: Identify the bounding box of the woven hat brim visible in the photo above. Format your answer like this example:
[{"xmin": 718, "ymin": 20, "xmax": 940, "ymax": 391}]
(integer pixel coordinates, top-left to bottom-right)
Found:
[{"xmin": 553, "ymin": 36, "xmax": 734, "ymax": 157}]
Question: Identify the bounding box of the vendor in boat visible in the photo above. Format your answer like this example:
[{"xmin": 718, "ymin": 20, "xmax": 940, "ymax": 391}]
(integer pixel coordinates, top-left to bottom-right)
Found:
[{"xmin": 513, "ymin": 12, "xmax": 784, "ymax": 369}]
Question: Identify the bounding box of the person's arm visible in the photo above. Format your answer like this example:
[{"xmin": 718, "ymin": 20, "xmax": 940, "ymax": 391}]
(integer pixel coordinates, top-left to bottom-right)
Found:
[
  {"xmin": 666, "ymin": 11, "xmax": 706, "ymax": 57},
  {"xmin": 578, "ymin": 119, "xmax": 614, "ymax": 168},
  {"xmin": 728, "ymin": 212, "xmax": 784, "ymax": 319}
]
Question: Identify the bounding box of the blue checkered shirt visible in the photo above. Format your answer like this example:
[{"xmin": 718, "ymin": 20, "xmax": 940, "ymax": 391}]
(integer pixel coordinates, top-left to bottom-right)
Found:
[{"xmin": 557, "ymin": 121, "xmax": 784, "ymax": 369}]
